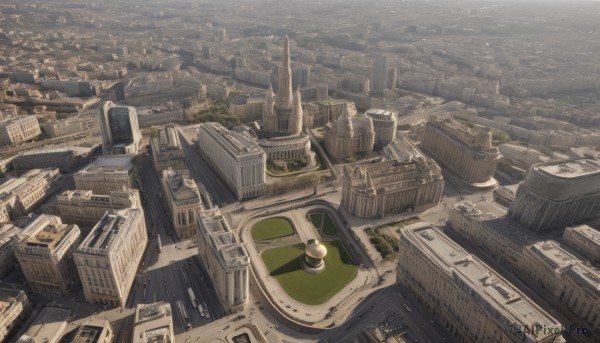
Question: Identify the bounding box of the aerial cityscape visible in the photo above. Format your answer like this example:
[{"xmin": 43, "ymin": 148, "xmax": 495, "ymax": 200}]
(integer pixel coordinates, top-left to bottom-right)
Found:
[{"xmin": 1, "ymin": 0, "xmax": 600, "ymax": 342}]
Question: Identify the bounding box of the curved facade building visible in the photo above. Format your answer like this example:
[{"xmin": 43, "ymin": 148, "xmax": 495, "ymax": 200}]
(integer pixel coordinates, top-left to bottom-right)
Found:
[
  {"xmin": 508, "ymin": 159, "xmax": 600, "ymax": 232},
  {"xmin": 324, "ymin": 104, "xmax": 375, "ymax": 160},
  {"xmin": 342, "ymin": 157, "xmax": 444, "ymax": 218},
  {"xmin": 365, "ymin": 108, "xmax": 397, "ymax": 147},
  {"xmin": 421, "ymin": 118, "xmax": 500, "ymax": 187},
  {"xmin": 258, "ymin": 134, "xmax": 313, "ymax": 163}
]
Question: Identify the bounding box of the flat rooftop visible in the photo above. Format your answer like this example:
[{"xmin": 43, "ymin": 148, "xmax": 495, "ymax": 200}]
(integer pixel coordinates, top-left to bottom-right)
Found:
[
  {"xmin": 565, "ymin": 225, "xmax": 600, "ymax": 248},
  {"xmin": 70, "ymin": 319, "xmax": 111, "ymax": 343},
  {"xmin": 402, "ymin": 224, "xmax": 562, "ymax": 337},
  {"xmin": 18, "ymin": 306, "xmax": 70, "ymax": 343},
  {"xmin": 78, "ymin": 209, "xmax": 139, "ymax": 255},
  {"xmin": 537, "ymin": 159, "xmax": 600, "ymax": 179}
]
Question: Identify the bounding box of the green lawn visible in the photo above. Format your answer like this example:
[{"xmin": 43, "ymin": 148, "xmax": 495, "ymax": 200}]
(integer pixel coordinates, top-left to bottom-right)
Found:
[
  {"xmin": 308, "ymin": 211, "xmax": 339, "ymax": 236},
  {"xmin": 261, "ymin": 241, "xmax": 357, "ymax": 305},
  {"xmin": 251, "ymin": 217, "xmax": 295, "ymax": 240}
]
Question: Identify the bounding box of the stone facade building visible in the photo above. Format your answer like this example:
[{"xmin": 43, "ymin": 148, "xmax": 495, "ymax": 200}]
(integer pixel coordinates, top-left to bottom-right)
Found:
[
  {"xmin": 132, "ymin": 302, "xmax": 175, "ymax": 343},
  {"xmin": 365, "ymin": 108, "xmax": 398, "ymax": 147},
  {"xmin": 196, "ymin": 208, "xmax": 250, "ymax": 313},
  {"xmin": 448, "ymin": 201, "xmax": 600, "ymax": 339},
  {"xmin": 562, "ymin": 225, "xmax": 600, "ymax": 265},
  {"xmin": 303, "ymin": 99, "xmax": 350, "ymax": 129},
  {"xmin": 0, "ymin": 168, "xmax": 61, "ymax": 220},
  {"xmin": 161, "ymin": 168, "xmax": 203, "ymax": 239},
  {"xmin": 508, "ymin": 159, "xmax": 600, "ymax": 232},
  {"xmin": 74, "ymin": 155, "xmax": 136, "ymax": 195},
  {"xmin": 324, "ymin": 104, "xmax": 375, "ymax": 160},
  {"xmin": 56, "ymin": 189, "xmax": 141, "ymax": 231},
  {"xmin": 0, "ymin": 288, "xmax": 30, "ymax": 343},
  {"xmin": 0, "ymin": 224, "xmax": 20, "ymax": 277},
  {"xmin": 197, "ymin": 122, "xmax": 266, "ymax": 200},
  {"xmin": 0, "ymin": 115, "xmax": 41, "ymax": 146},
  {"xmin": 69, "ymin": 319, "xmax": 113, "ymax": 343},
  {"xmin": 12, "ymin": 215, "xmax": 81, "ymax": 296},
  {"xmin": 74, "ymin": 208, "xmax": 147, "ymax": 307},
  {"xmin": 17, "ymin": 306, "xmax": 70, "ymax": 343},
  {"xmin": 522, "ymin": 241, "xmax": 600, "ymax": 335},
  {"xmin": 397, "ymin": 224, "xmax": 565, "ymax": 343},
  {"xmin": 421, "ymin": 118, "xmax": 500, "ymax": 188},
  {"xmin": 150, "ymin": 125, "xmax": 186, "ymax": 174},
  {"xmin": 341, "ymin": 158, "xmax": 444, "ymax": 218},
  {"xmin": 99, "ymin": 101, "xmax": 142, "ymax": 155},
  {"xmin": 12, "ymin": 146, "xmax": 96, "ymax": 173},
  {"xmin": 258, "ymin": 134, "xmax": 313, "ymax": 162}
]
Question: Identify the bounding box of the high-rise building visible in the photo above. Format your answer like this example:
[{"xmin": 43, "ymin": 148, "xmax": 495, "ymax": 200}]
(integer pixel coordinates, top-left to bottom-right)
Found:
[
  {"xmin": 99, "ymin": 101, "xmax": 142, "ymax": 155},
  {"xmin": 421, "ymin": 118, "xmax": 501, "ymax": 189},
  {"xmin": 197, "ymin": 122, "xmax": 266, "ymax": 200},
  {"xmin": 0, "ymin": 224, "xmax": 21, "ymax": 277},
  {"xmin": 292, "ymin": 64, "xmax": 311, "ymax": 89},
  {"xmin": 371, "ymin": 55, "xmax": 389, "ymax": 96},
  {"xmin": 12, "ymin": 215, "xmax": 81, "ymax": 296},
  {"xmin": 132, "ymin": 302, "xmax": 175, "ymax": 343},
  {"xmin": 365, "ymin": 108, "xmax": 398, "ymax": 147},
  {"xmin": 397, "ymin": 224, "xmax": 565, "ymax": 343},
  {"xmin": 342, "ymin": 158, "xmax": 443, "ymax": 218},
  {"xmin": 150, "ymin": 125, "xmax": 186, "ymax": 174},
  {"xmin": 196, "ymin": 208, "xmax": 250, "ymax": 313},
  {"xmin": 74, "ymin": 208, "xmax": 147, "ymax": 306},
  {"xmin": 508, "ymin": 159, "xmax": 600, "ymax": 232},
  {"xmin": 161, "ymin": 168, "xmax": 203, "ymax": 239},
  {"xmin": 56, "ymin": 189, "xmax": 141, "ymax": 231}
]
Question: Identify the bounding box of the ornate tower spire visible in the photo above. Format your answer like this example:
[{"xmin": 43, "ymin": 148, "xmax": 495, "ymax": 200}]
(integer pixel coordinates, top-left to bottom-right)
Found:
[
  {"xmin": 275, "ymin": 35, "xmax": 293, "ymax": 112},
  {"xmin": 290, "ymin": 86, "xmax": 303, "ymax": 135}
]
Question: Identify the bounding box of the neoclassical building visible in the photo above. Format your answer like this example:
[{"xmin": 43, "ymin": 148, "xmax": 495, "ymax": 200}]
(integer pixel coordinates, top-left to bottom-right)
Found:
[
  {"xmin": 56, "ymin": 189, "xmax": 141, "ymax": 230},
  {"xmin": 562, "ymin": 225, "xmax": 600, "ymax": 265},
  {"xmin": 260, "ymin": 36, "xmax": 312, "ymax": 163},
  {"xmin": 197, "ymin": 122, "xmax": 266, "ymax": 200},
  {"xmin": 74, "ymin": 155, "xmax": 136, "ymax": 195},
  {"xmin": 74, "ymin": 208, "xmax": 147, "ymax": 307},
  {"xmin": 341, "ymin": 157, "xmax": 444, "ymax": 218},
  {"xmin": 12, "ymin": 215, "xmax": 81, "ymax": 296},
  {"xmin": 161, "ymin": 168, "xmax": 203, "ymax": 239},
  {"xmin": 508, "ymin": 159, "xmax": 600, "ymax": 232},
  {"xmin": 421, "ymin": 118, "xmax": 500, "ymax": 188},
  {"xmin": 196, "ymin": 208, "xmax": 249, "ymax": 313},
  {"xmin": 397, "ymin": 224, "xmax": 565, "ymax": 343},
  {"xmin": 150, "ymin": 125, "xmax": 186, "ymax": 174},
  {"xmin": 324, "ymin": 104, "xmax": 375, "ymax": 160}
]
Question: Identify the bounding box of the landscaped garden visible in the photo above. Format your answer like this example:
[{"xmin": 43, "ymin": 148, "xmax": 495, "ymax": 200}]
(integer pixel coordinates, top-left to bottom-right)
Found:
[
  {"xmin": 251, "ymin": 217, "xmax": 295, "ymax": 240},
  {"xmin": 260, "ymin": 241, "xmax": 357, "ymax": 305},
  {"xmin": 308, "ymin": 211, "xmax": 339, "ymax": 236}
]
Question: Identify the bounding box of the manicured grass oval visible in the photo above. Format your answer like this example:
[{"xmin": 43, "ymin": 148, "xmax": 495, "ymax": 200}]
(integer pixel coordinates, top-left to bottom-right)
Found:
[
  {"xmin": 251, "ymin": 217, "xmax": 295, "ymax": 240},
  {"xmin": 261, "ymin": 241, "xmax": 357, "ymax": 305},
  {"xmin": 308, "ymin": 211, "xmax": 339, "ymax": 236}
]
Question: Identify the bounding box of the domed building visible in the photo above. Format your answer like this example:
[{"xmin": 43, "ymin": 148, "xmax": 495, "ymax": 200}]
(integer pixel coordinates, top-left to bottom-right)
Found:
[
  {"xmin": 303, "ymin": 239, "xmax": 327, "ymax": 273},
  {"xmin": 324, "ymin": 104, "xmax": 375, "ymax": 160}
]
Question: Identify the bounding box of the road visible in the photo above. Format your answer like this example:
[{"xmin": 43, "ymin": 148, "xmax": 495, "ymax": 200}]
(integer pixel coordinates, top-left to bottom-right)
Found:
[
  {"xmin": 175, "ymin": 125, "xmax": 238, "ymax": 207},
  {"xmin": 397, "ymin": 100, "xmax": 465, "ymax": 126},
  {"xmin": 115, "ymin": 154, "xmax": 225, "ymax": 342}
]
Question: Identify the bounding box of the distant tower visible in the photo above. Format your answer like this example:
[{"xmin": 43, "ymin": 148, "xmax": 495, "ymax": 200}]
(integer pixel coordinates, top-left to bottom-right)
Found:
[
  {"xmin": 387, "ymin": 67, "xmax": 397, "ymax": 91},
  {"xmin": 371, "ymin": 55, "xmax": 389, "ymax": 96},
  {"xmin": 290, "ymin": 87, "xmax": 303, "ymax": 135},
  {"xmin": 275, "ymin": 35, "xmax": 293, "ymax": 113}
]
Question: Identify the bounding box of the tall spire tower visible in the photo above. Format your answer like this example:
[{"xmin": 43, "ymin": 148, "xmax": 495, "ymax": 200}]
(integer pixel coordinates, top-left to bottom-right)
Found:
[
  {"xmin": 275, "ymin": 35, "xmax": 293, "ymax": 112},
  {"xmin": 290, "ymin": 86, "xmax": 303, "ymax": 135}
]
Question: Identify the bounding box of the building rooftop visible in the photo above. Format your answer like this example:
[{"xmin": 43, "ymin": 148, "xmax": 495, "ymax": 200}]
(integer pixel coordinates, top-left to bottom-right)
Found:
[
  {"xmin": 197, "ymin": 208, "xmax": 250, "ymax": 269},
  {"xmin": 15, "ymin": 215, "xmax": 79, "ymax": 253},
  {"xmin": 133, "ymin": 302, "xmax": 173, "ymax": 343},
  {"xmin": 528, "ymin": 241, "xmax": 600, "ymax": 295},
  {"xmin": 402, "ymin": 224, "xmax": 563, "ymax": 340},
  {"xmin": 77, "ymin": 208, "xmax": 140, "ymax": 256},
  {"xmin": 564, "ymin": 225, "xmax": 600, "ymax": 249},
  {"xmin": 69, "ymin": 319, "xmax": 111, "ymax": 343},
  {"xmin": 152, "ymin": 126, "xmax": 181, "ymax": 152},
  {"xmin": 0, "ymin": 115, "xmax": 37, "ymax": 128},
  {"xmin": 17, "ymin": 306, "xmax": 70, "ymax": 343},
  {"xmin": 162, "ymin": 169, "xmax": 200, "ymax": 201},
  {"xmin": 537, "ymin": 159, "xmax": 600, "ymax": 179},
  {"xmin": 382, "ymin": 136, "xmax": 423, "ymax": 162},
  {"xmin": 0, "ymin": 287, "xmax": 27, "ymax": 315},
  {"xmin": 199, "ymin": 122, "xmax": 263, "ymax": 157},
  {"xmin": 365, "ymin": 108, "xmax": 398, "ymax": 120}
]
